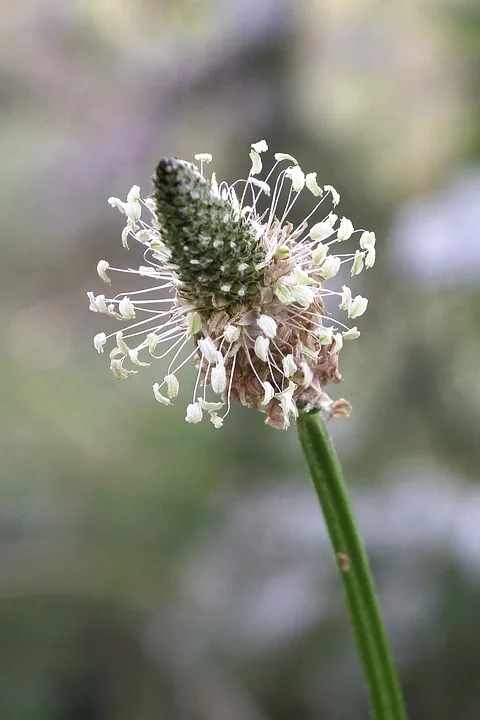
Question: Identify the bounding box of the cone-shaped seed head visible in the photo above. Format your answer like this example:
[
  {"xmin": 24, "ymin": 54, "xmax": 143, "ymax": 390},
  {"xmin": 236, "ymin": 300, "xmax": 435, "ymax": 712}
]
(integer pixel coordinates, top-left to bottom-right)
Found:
[{"xmin": 154, "ymin": 158, "xmax": 265, "ymax": 313}]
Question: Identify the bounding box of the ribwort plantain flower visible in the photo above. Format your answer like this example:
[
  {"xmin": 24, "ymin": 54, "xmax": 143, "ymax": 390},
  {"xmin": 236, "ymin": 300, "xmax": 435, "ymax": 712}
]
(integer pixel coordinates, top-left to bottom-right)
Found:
[{"xmin": 88, "ymin": 142, "xmax": 375, "ymax": 429}]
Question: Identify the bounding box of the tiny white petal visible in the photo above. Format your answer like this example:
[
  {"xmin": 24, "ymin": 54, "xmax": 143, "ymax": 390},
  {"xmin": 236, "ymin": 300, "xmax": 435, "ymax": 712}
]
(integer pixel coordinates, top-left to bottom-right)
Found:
[
  {"xmin": 343, "ymin": 327, "xmax": 361, "ymax": 340},
  {"xmin": 187, "ymin": 311, "xmax": 202, "ymax": 336},
  {"xmin": 330, "ymin": 333, "xmax": 343, "ymax": 354},
  {"xmin": 286, "ymin": 165, "xmax": 305, "ymax": 192},
  {"xmin": 153, "ymin": 383, "xmax": 172, "ymax": 405},
  {"xmin": 324, "ymin": 184, "xmax": 340, "ymax": 205},
  {"xmin": 198, "ymin": 338, "xmax": 218, "ymax": 365},
  {"xmin": 254, "ymin": 336, "xmax": 270, "ymax": 362},
  {"xmin": 185, "ymin": 402, "xmax": 203, "ymax": 423},
  {"xmin": 319, "ymin": 255, "xmax": 341, "ymax": 279},
  {"xmin": 249, "ymin": 150, "xmax": 262, "ymax": 175},
  {"xmin": 291, "ymin": 284, "xmax": 315, "ymax": 308},
  {"xmin": 252, "ymin": 140, "xmax": 268, "ymax": 153},
  {"xmin": 339, "ymin": 285, "xmax": 352, "ymax": 311},
  {"xmin": 274, "ymin": 152, "xmax": 298, "ymax": 164},
  {"xmin": 97, "ymin": 260, "xmax": 111, "ymax": 284},
  {"xmin": 224, "ymin": 324, "xmax": 240, "ymax": 343},
  {"xmin": 351, "ymin": 250, "xmax": 365, "ymax": 276},
  {"xmin": 337, "ymin": 217, "xmax": 354, "ymax": 242},
  {"xmin": 118, "ymin": 296, "xmax": 136, "ymax": 319},
  {"xmin": 211, "ymin": 363, "xmax": 227, "ymax": 394},
  {"xmin": 348, "ymin": 295, "xmax": 368, "ymax": 319},
  {"xmin": 317, "ymin": 327, "xmax": 334, "ymax": 345},
  {"xmin": 305, "ymin": 172, "xmax": 323, "ymax": 197},
  {"xmin": 282, "ymin": 354, "xmax": 297, "ymax": 378},
  {"xmin": 257, "ymin": 315, "xmax": 277, "ymax": 339},
  {"xmin": 194, "ymin": 153, "xmax": 213, "ymax": 163},
  {"xmin": 164, "ymin": 374, "xmax": 180, "ymax": 398},
  {"xmin": 261, "ymin": 381, "xmax": 275, "ymax": 406},
  {"xmin": 93, "ymin": 332, "xmax": 107, "ymax": 353}
]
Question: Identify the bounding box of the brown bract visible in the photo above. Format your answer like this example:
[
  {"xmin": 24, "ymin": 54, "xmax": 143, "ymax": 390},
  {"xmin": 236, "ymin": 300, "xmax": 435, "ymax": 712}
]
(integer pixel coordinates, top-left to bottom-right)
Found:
[{"xmin": 189, "ymin": 215, "xmax": 354, "ymax": 428}]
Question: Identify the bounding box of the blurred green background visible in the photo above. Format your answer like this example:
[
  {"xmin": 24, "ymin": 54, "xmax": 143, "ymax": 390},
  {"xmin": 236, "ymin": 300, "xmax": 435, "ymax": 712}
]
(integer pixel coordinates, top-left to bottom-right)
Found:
[{"xmin": 2, "ymin": 1, "xmax": 480, "ymax": 718}]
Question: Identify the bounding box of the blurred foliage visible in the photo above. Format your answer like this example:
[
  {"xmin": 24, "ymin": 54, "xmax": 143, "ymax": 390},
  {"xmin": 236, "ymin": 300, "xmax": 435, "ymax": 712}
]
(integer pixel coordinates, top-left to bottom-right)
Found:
[{"xmin": 2, "ymin": 0, "xmax": 480, "ymax": 718}]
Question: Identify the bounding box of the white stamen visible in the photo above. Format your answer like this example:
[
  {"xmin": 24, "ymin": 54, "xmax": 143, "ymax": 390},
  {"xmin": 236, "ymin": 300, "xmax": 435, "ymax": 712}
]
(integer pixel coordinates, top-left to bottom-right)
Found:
[
  {"xmin": 282, "ymin": 354, "xmax": 297, "ymax": 378},
  {"xmin": 254, "ymin": 336, "xmax": 270, "ymax": 362},
  {"xmin": 324, "ymin": 184, "xmax": 340, "ymax": 205},
  {"xmin": 257, "ymin": 315, "xmax": 277, "ymax": 339},
  {"xmin": 224, "ymin": 324, "xmax": 240, "ymax": 343},
  {"xmin": 305, "ymin": 172, "xmax": 323, "ymax": 196},
  {"xmin": 185, "ymin": 402, "xmax": 203, "ymax": 423},
  {"xmin": 187, "ymin": 312, "xmax": 202, "ymax": 336},
  {"xmin": 339, "ymin": 285, "xmax": 352, "ymax": 311},
  {"xmin": 211, "ymin": 363, "xmax": 227, "ymax": 394},
  {"xmin": 118, "ymin": 296, "xmax": 136, "ymax": 319},
  {"xmin": 343, "ymin": 327, "xmax": 361, "ymax": 340},
  {"xmin": 252, "ymin": 140, "xmax": 268, "ymax": 153},
  {"xmin": 194, "ymin": 153, "xmax": 213, "ymax": 163},
  {"xmin": 261, "ymin": 381, "xmax": 275, "ymax": 405},
  {"xmin": 286, "ymin": 165, "xmax": 305, "ymax": 192},
  {"xmin": 351, "ymin": 250, "xmax": 364, "ymax": 276},
  {"xmin": 337, "ymin": 217, "xmax": 354, "ymax": 242},
  {"xmin": 198, "ymin": 338, "xmax": 218, "ymax": 364},
  {"xmin": 319, "ymin": 256, "xmax": 341, "ymax": 279},
  {"xmin": 164, "ymin": 374, "xmax": 180, "ymax": 398},
  {"xmin": 97, "ymin": 260, "xmax": 111, "ymax": 284},
  {"xmin": 93, "ymin": 332, "xmax": 107, "ymax": 353},
  {"xmin": 348, "ymin": 295, "xmax": 368, "ymax": 319}
]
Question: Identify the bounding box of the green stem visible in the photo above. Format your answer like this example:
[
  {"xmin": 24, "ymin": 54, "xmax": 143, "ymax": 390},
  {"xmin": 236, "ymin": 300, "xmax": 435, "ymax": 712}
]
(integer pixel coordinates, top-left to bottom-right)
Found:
[{"xmin": 296, "ymin": 411, "xmax": 407, "ymax": 720}]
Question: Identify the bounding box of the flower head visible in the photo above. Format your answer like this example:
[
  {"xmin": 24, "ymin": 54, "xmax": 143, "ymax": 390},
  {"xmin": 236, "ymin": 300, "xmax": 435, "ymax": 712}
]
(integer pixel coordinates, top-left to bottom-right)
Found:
[{"xmin": 88, "ymin": 142, "xmax": 376, "ymax": 429}]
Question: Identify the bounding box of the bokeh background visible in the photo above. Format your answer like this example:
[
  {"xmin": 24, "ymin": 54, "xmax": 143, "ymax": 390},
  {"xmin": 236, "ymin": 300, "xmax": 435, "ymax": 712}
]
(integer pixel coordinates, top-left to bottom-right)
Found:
[{"xmin": 2, "ymin": 1, "xmax": 480, "ymax": 718}]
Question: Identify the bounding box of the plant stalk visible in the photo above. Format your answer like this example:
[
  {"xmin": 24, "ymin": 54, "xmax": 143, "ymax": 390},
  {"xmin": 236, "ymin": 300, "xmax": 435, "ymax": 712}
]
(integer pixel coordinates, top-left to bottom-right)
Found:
[{"xmin": 296, "ymin": 411, "xmax": 407, "ymax": 720}]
